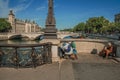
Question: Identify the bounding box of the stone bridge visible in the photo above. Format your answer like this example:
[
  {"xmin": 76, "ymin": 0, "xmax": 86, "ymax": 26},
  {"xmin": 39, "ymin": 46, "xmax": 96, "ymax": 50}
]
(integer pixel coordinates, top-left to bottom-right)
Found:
[
  {"xmin": 0, "ymin": 32, "xmax": 79, "ymax": 40},
  {"xmin": 0, "ymin": 32, "xmax": 44, "ymax": 40},
  {"xmin": 8, "ymin": 32, "xmax": 44, "ymax": 40},
  {"xmin": 57, "ymin": 32, "xmax": 79, "ymax": 39}
]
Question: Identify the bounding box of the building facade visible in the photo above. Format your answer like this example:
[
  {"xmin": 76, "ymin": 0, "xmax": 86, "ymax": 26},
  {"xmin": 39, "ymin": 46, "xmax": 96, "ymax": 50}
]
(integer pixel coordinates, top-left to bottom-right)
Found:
[
  {"xmin": 115, "ymin": 13, "xmax": 120, "ymax": 23},
  {"xmin": 8, "ymin": 10, "xmax": 41, "ymax": 33}
]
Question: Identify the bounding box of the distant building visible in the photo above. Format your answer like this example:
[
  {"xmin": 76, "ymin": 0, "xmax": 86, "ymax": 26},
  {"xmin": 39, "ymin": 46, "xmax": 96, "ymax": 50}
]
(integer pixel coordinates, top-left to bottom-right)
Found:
[
  {"xmin": 8, "ymin": 10, "xmax": 41, "ymax": 33},
  {"xmin": 115, "ymin": 13, "xmax": 120, "ymax": 23}
]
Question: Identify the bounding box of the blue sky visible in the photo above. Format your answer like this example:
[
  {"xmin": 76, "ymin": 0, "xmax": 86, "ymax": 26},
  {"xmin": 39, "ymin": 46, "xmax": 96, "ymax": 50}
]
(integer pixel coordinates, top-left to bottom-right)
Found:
[{"xmin": 0, "ymin": 0, "xmax": 120, "ymax": 30}]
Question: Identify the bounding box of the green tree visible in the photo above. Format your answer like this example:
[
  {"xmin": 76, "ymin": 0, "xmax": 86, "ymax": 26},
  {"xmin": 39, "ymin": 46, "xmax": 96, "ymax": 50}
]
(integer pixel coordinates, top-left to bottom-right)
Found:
[
  {"xmin": 73, "ymin": 22, "xmax": 85, "ymax": 32},
  {"xmin": 0, "ymin": 18, "xmax": 12, "ymax": 32},
  {"xmin": 86, "ymin": 16, "xmax": 109, "ymax": 33},
  {"xmin": 60, "ymin": 28, "xmax": 73, "ymax": 32},
  {"xmin": 71, "ymin": 16, "xmax": 119, "ymax": 34},
  {"xmin": 107, "ymin": 22, "xmax": 116, "ymax": 33},
  {"xmin": 115, "ymin": 23, "xmax": 120, "ymax": 31}
]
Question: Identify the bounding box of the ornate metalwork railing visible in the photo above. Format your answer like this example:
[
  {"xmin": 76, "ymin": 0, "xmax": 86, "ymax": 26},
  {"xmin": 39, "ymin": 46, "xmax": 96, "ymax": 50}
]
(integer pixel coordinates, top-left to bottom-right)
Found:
[{"xmin": 0, "ymin": 43, "xmax": 52, "ymax": 68}]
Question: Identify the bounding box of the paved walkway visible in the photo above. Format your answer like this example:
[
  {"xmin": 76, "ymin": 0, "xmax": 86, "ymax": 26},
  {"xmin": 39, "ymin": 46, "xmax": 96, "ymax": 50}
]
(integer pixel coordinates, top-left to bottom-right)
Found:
[
  {"xmin": 0, "ymin": 53, "xmax": 120, "ymax": 80},
  {"xmin": 72, "ymin": 53, "xmax": 120, "ymax": 80}
]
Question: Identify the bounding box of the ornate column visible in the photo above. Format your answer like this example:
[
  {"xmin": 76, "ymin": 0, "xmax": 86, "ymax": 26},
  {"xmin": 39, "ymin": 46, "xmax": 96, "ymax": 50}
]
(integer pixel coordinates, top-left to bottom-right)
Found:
[
  {"xmin": 44, "ymin": 0, "xmax": 57, "ymax": 39},
  {"xmin": 42, "ymin": 0, "xmax": 60, "ymax": 62}
]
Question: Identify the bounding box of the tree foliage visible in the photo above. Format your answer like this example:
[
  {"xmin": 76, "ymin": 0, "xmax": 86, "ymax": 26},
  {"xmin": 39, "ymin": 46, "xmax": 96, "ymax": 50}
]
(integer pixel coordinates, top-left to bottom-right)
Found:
[
  {"xmin": 0, "ymin": 18, "xmax": 12, "ymax": 32},
  {"xmin": 72, "ymin": 16, "xmax": 119, "ymax": 34},
  {"xmin": 73, "ymin": 22, "xmax": 85, "ymax": 32},
  {"xmin": 60, "ymin": 28, "xmax": 73, "ymax": 32},
  {"xmin": 86, "ymin": 16, "xmax": 109, "ymax": 33},
  {"xmin": 115, "ymin": 23, "xmax": 120, "ymax": 32},
  {"xmin": 61, "ymin": 16, "xmax": 120, "ymax": 34}
]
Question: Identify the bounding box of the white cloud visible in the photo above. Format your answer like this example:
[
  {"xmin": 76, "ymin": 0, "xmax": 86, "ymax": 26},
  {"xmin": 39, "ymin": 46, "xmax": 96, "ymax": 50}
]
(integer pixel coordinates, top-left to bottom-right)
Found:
[
  {"xmin": 36, "ymin": 6, "xmax": 46, "ymax": 11},
  {"xmin": 13, "ymin": 0, "xmax": 33, "ymax": 12},
  {"xmin": 0, "ymin": 0, "xmax": 9, "ymax": 17},
  {"xmin": 0, "ymin": 0, "xmax": 33, "ymax": 18}
]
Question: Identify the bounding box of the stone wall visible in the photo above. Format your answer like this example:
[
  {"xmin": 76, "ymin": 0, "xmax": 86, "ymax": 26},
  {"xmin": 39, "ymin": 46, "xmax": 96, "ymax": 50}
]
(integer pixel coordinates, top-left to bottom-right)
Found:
[
  {"xmin": 0, "ymin": 33, "xmax": 8, "ymax": 40},
  {"xmin": 114, "ymin": 42, "xmax": 120, "ymax": 57},
  {"xmin": 76, "ymin": 41, "xmax": 105, "ymax": 53},
  {"xmin": 60, "ymin": 39, "xmax": 109, "ymax": 54}
]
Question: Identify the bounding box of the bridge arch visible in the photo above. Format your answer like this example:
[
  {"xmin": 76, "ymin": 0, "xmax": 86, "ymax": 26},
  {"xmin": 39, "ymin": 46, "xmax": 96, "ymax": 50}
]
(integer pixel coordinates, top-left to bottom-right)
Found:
[
  {"xmin": 34, "ymin": 34, "xmax": 44, "ymax": 40},
  {"xmin": 8, "ymin": 35, "xmax": 21, "ymax": 39},
  {"xmin": 57, "ymin": 34, "xmax": 71, "ymax": 39},
  {"xmin": 57, "ymin": 32, "xmax": 79, "ymax": 39},
  {"xmin": 9, "ymin": 35, "xmax": 29, "ymax": 40}
]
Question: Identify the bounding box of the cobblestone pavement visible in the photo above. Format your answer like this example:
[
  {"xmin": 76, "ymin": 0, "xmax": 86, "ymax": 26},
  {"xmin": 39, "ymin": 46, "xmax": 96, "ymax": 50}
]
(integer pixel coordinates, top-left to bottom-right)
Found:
[{"xmin": 72, "ymin": 53, "xmax": 120, "ymax": 80}]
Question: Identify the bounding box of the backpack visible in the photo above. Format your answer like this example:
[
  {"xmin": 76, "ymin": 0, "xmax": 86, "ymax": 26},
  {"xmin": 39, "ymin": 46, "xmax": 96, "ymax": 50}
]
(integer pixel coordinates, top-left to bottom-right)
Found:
[{"xmin": 64, "ymin": 44, "xmax": 71, "ymax": 52}]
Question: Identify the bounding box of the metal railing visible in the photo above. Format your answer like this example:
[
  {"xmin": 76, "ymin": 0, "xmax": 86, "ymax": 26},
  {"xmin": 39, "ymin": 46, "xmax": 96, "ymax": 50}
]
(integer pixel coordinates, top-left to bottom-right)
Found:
[{"xmin": 0, "ymin": 43, "xmax": 52, "ymax": 68}]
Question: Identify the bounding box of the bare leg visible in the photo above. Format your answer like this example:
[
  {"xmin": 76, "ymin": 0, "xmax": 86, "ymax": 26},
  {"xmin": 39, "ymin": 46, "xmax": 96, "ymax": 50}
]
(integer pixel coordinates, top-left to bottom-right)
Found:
[
  {"xmin": 74, "ymin": 54, "xmax": 78, "ymax": 59},
  {"xmin": 106, "ymin": 50, "xmax": 111, "ymax": 58}
]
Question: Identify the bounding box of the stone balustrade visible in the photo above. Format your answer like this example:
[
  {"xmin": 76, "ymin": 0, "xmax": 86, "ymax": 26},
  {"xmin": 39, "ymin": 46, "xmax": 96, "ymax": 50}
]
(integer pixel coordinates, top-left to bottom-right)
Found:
[
  {"xmin": 60, "ymin": 39, "xmax": 109, "ymax": 54},
  {"xmin": 41, "ymin": 39, "xmax": 111, "ymax": 62},
  {"xmin": 0, "ymin": 38, "xmax": 119, "ymax": 63},
  {"xmin": 114, "ymin": 41, "xmax": 120, "ymax": 57}
]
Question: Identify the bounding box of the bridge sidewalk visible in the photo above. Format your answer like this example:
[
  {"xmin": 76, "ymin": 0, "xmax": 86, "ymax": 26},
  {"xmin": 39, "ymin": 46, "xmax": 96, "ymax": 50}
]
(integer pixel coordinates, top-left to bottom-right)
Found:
[
  {"xmin": 0, "ymin": 63, "xmax": 59, "ymax": 80},
  {"xmin": 113, "ymin": 57, "xmax": 120, "ymax": 62},
  {"xmin": 0, "ymin": 60, "xmax": 75, "ymax": 80},
  {"xmin": 0, "ymin": 52, "xmax": 119, "ymax": 80}
]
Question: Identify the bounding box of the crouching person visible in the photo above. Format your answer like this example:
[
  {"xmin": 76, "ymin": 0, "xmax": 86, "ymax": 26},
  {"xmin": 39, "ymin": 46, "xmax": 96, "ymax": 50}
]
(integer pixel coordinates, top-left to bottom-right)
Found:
[
  {"xmin": 71, "ymin": 41, "xmax": 78, "ymax": 60},
  {"xmin": 60, "ymin": 42, "xmax": 73, "ymax": 59}
]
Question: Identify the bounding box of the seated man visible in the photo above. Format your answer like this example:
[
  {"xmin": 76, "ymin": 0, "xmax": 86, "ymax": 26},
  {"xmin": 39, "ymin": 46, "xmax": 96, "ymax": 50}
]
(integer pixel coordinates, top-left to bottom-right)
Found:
[{"xmin": 99, "ymin": 42, "xmax": 113, "ymax": 58}]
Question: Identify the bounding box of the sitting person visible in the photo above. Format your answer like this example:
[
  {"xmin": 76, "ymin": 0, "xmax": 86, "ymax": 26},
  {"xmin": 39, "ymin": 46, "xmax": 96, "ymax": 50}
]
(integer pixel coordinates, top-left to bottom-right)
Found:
[{"xmin": 99, "ymin": 42, "xmax": 113, "ymax": 58}]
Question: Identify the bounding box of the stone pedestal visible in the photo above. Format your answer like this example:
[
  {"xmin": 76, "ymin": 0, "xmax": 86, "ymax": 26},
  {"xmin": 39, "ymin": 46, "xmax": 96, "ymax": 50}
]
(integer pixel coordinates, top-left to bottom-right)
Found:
[
  {"xmin": 116, "ymin": 47, "xmax": 120, "ymax": 57},
  {"xmin": 114, "ymin": 43, "xmax": 120, "ymax": 57},
  {"xmin": 41, "ymin": 39, "xmax": 60, "ymax": 62}
]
